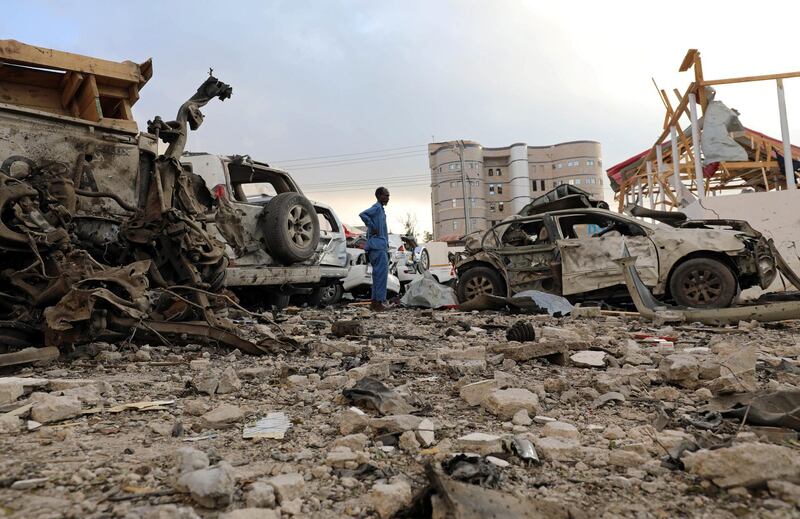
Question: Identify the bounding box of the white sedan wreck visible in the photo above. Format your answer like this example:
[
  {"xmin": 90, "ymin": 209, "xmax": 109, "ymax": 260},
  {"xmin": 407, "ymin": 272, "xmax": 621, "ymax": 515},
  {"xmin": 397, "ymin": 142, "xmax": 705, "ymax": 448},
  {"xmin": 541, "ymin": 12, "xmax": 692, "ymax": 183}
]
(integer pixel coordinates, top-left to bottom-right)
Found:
[{"xmin": 455, "ymin": 188, "xmax": 794, "ymax": 309}]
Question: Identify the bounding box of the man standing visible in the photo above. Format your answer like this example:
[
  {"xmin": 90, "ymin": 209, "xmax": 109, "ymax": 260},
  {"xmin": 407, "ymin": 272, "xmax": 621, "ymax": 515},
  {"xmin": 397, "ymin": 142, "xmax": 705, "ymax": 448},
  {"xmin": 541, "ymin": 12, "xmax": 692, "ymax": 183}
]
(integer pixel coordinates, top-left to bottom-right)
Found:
[{"xmin": 359, "ymin": 187, "xmax": 390, "ymax": 311}]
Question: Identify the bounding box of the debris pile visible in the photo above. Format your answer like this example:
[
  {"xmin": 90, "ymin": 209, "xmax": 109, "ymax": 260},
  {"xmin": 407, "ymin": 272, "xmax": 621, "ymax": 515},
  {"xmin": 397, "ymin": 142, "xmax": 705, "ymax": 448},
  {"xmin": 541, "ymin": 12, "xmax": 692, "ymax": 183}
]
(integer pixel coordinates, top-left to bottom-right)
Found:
[{"xmin": 1, "ymin": 306, "xmax": 799, "ymax": 517}]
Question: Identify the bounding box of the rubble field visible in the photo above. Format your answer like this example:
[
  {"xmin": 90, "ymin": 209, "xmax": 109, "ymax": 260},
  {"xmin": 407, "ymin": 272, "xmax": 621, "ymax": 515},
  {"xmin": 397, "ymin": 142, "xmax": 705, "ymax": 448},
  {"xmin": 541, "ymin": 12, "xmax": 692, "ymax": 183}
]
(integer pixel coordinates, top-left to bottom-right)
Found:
[{"xmin": 1, "ymin": 306, "xmax": 800, "ymax": 518}]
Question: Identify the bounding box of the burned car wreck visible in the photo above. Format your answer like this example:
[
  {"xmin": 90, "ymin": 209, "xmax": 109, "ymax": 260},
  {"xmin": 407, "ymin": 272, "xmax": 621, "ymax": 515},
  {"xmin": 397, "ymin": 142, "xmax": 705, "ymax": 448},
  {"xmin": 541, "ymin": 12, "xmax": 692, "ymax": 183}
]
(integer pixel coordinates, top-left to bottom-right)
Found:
[
  {"xmin": 455, "ymin": 186, "xmax": 794, "ymax": 309},
  {"xmin": 0, "ymin": 41, "xmax": 289, "ymax": 358}
]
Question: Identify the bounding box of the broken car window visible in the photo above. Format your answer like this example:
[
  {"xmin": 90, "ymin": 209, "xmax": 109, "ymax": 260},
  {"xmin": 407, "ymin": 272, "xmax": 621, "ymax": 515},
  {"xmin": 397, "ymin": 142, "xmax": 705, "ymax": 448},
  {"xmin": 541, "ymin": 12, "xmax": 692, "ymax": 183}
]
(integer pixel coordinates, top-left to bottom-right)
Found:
[
  {"xmin": 500, "ymin": 219, "xmax": 550, "ymax": 246},
  {"xmin": 228, "ymin": 164, "xmax": 294, "ymax": 202},
  {"xmin": 556, "ymin": 213, "xmax": 646, "ymax": 239}
]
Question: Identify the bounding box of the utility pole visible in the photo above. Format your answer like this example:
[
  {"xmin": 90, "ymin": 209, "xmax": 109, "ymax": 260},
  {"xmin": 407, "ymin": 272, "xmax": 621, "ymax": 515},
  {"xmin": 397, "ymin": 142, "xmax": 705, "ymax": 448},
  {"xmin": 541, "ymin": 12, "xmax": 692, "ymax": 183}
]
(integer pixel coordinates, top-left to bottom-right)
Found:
[{"xmin": 456, "ymin": 140, "xmax": 471, "ymax": 234}]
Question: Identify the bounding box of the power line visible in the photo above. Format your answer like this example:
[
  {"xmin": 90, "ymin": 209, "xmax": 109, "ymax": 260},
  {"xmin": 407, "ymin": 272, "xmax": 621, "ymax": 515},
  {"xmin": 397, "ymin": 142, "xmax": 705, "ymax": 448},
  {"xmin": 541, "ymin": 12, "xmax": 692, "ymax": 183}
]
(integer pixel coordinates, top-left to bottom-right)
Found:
[
  {"xmin": 273, "ymin": 144, "xmax": 428, "ymax": 164},
  {"xmin": 284, "ymin": 151, "xmax": 429, "ymax": 170}
]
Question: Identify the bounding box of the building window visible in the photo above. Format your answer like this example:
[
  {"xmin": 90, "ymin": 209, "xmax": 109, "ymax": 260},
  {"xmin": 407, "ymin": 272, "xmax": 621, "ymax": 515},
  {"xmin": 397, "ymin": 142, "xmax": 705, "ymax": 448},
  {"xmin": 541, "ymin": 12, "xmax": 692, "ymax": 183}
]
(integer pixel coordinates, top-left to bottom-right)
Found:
[
  {"xmin": 470, "ymin": 198, "xmax": 476, "ymax": 207},
  {"xmin": 489, "ymin": 203, "xmax": 496, "ymax": 212},
  {"xmin": 452, "ymin": 199, "xmax": 457, "ymax": 208},
  {"xmin": 540, "ymin": 180, "xmax": 545, "ymax": 191},
  {"xmin": 488, "ymin": 169, "xmax": 494, "ymax": 177},
  {"xmin": 496, "ymin": 169, "xmax": 501, "ymax": 176},
  {"xmin": 574, "ymin": 178, "xmax": 581, "ymax": 185},
  {"xmin": 556, "ymin": 163, "xmax": 563, "ymax": 169},
  {"xmin": 452, "ymin": 221, "xmax": 458, "ymax": 231},
  {"xmin": 586, "ymin": 160, "xmax": 595, "ymax": 166},
  {"xmin": 496, "ymin": 185, "xmax": 503, "ymax": 195},
  {"xmin": 498, "ymin": 202, "xmax": 504, "ymax": 212},
  {"xmin": 448, "ymin": 163, "xmax": 460, "ymax": 171},
  {"xmin": 489, "ymin": 184, "xmax": 495, "ymax": 195},
  {"xmin": 532, "ymin": 180, "xmax": 538, "ymax": 191},
  {"xmin": 449, "ymin": 181, "xmax": 455, "ymax": 188}
]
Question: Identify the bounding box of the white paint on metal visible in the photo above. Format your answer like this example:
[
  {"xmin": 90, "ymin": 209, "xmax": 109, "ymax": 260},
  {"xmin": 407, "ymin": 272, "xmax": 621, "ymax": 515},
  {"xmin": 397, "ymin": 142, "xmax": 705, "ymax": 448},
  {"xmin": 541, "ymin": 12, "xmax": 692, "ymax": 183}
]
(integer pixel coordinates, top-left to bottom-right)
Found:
[
  {"xmin": 689, "ymin": 93, "xmax": 705, "ymax": 199},
  {"xmin": 776, "ymin": 79, "xmax": 797, "ymax": 191}
]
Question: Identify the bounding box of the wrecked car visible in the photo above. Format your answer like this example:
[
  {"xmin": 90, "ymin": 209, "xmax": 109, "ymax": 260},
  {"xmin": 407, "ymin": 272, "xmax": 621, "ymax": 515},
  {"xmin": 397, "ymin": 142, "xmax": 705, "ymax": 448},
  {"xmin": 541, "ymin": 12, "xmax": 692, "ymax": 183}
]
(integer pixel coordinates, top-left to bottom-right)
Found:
[
  {"xmin": 182, "ymin": 153, "xmax": 348, "ymax": 308},
  {"xmin": 455, "ymin": 186, "xmax": 789, "ymax": 309}
]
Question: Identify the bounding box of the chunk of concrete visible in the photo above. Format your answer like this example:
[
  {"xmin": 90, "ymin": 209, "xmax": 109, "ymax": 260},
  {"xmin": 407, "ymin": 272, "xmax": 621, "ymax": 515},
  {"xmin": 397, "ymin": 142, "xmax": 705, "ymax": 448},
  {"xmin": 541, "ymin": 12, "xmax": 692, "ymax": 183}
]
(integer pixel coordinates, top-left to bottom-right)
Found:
[
  {"xmin": 178, "ymin": 462, "xmax": 236, "ymax": 508},
  {"xmin": 370, "ymin": 480, "xmax": 412, "ymax": 519},
  {"xmin": 481, "ymin": 388, "xmax": 540, "ymax": 419},
  {"xmin": 201, "ymin": 404, "xmax": 243, "ymax": 429},
  {"xmin": 267, "ymin": 472, "xmax": 305, "ymax": 504},
  {"xmin": 216, "ymin": 366, "xmax": 242, "ymax": 394},
  {"xmin": 220, "ymin": 509, "xmax": 279, "ymax": 519},
  {"xmin": 533, "ymin": 437, "xmax": 582, "ymax": 462},
  {"xmin": 459, "ymin": 379, "xmax": 497, "ymax": 406},
  {"xmin": 570, "ymin": 350, "xmax": 607, "ymax": 368},
  {"xmin": 659, "ymin": 354, "xmax": 700, "ymax": 389},
  {"xmin": 29, "ymin": 394, "xmax": 82, "ymax": 424},
  {"xmin": 245, "ymin": 481, "xmax": 276, "ymax": 508},
  {"xmin": 684, "ymin": 443, "xmax": 800, "ymax": 488},
  {"xmin": 456, "ymin": 432, "xmax": 503, "ymax": 455},
  {"xmin": 542, "ymin": 421, "xmax": 579, "ymax": 440}
]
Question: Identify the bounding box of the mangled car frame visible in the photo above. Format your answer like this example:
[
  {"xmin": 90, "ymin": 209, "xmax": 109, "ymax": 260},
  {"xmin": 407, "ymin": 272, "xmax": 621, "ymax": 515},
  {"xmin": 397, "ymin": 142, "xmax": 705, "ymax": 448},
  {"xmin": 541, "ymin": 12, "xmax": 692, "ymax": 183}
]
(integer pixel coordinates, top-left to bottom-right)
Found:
[
  {"xmin": 0, "ymin": 39, "xmax": 291, "ymax": 355},
  {"xmin": 455, "ymin": 185, "xmax": 797, "ymax": 309}
]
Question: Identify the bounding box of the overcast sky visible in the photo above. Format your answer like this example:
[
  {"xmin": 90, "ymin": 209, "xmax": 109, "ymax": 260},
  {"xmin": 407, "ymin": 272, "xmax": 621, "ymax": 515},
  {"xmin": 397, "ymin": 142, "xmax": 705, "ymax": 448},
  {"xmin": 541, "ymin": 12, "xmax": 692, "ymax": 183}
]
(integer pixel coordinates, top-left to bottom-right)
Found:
[{"xmin": 4, "ymin": 1, "xmax": 799, "ymax": 235}]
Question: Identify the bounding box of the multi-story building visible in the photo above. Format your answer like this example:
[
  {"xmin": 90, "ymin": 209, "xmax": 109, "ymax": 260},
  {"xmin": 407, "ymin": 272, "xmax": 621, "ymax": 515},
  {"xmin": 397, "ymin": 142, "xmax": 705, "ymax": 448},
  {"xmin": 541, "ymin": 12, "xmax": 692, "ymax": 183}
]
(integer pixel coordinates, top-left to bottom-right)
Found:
[{"xmin": 429, "ymin": 140, "xmax": 603, "ymax": 240}]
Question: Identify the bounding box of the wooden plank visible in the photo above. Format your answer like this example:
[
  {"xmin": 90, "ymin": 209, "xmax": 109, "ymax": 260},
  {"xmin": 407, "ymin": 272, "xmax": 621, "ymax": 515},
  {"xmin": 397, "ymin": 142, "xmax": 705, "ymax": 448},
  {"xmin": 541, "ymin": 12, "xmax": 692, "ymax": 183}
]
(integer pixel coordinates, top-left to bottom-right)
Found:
[
  {"xmin": 701, "ymin": 70, "xmax": 800, "ymax": 87},
  {"xmin": 118, "ymin": 98, "xmax": 133, "ymax": 120},
  {"xmin": 59, "ymin": 71, "xmax": 83, "ymax": 108},
  {"xmin": 77, "ymin": 74, "xmax": 101, "ymax": 122},
  {"xmin": 0, "ymin": 39, "xmax": 144, "ymax": 84},
  {"xmin": 719, "ymin": 161, "xmax": 778, "ymax": 169},
  {"xmin": 0, "ymin": 81, "xmax": 66, "ymax": 114}
]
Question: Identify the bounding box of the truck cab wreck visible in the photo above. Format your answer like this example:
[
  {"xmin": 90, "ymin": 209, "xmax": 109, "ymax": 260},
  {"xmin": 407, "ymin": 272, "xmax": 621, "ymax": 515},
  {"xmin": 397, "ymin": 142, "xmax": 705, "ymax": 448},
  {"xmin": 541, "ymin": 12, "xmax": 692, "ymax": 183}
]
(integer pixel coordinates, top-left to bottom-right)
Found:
[{"xmin": 455, "ymin": 186, "xmax": 795, "ymax": 309}]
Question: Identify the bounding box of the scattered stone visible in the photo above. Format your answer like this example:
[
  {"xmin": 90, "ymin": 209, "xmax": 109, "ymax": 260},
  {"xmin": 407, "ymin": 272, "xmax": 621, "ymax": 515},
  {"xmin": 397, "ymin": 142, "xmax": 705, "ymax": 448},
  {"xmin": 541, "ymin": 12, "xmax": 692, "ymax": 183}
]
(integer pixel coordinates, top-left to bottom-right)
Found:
[
  {"xmin": 491, "ymin": 342, "xmax": 567, "ymax": 365},
  {"xmin": 609, "ymin": 449, "xmax": 648, "ymax": 468},
  {"xmin": 201, "ymin": 404, "xmax": 243, "ymax": 429},
  {"xmin": 459, "ymin": 379, "xmax": 497, "ymax": 406},
  {"xmin": 192, "ymin": 371, "xmax": 219, "ymax": 396},
  {"xmin": 370, "ymin": 480, "xmax": 412, "ymax": 519},
  {"xmin": 245, "ymin": 481, "xmax": 276, "ymax": 508},
  {"xmin": 216, "ymin": 366, "xmax": 242, "ymax": 394},
  {"xmin": 481, "ymin": 388, "xmax": 540, "ymax": 419},
  {"xmin": 220, "ymin": 509, "xmax": 279, "ymax": 519},
  {"xmin": 768, "ymin": 480, "xmax": 800, "ymax": 506},
  {"xmin": 659, "ymin": 354, "xmax": 700, "ymax": 389},
  {"xmin": 456, "ymin": 432, "xmax": 503, "ymax": 455},
  {"xmin": 416, "ymin": 418, "xmax": 435, "ymax": 446},
  {"xmin": 512, "ymin": 409, "xmax": 532, "ymax": 426},
  {"xmin": 570, "ymin": 350, "xmax": 606, "ymax": 368},
  {"xmin": 333, "ymin": 433, "xmax": 369, "ymax": 451},
  {"xmin": 398, "ymin": 430, "xmax": 420, "ymax": 452},
  {"xmin": 177, "ymin": 462, "xmax": 236, "ymax": 508},
  {"xmin": 10, "ymin": 477, "xmax": 49, "ymax": 490},
  {"xmin": 684, "ymin": 443, "xmax": 800, "ymax": 488},
  {"xmin": 591, "ymin": 391, "xmax": 626, "ymax": 408},
  {"xmin": 533, "ymin": 437, "xmax": 582, "ymax": 461},
  {"xmin": 267, "ymin": 473, "xmax": 305, "ymax": 503},
  {"xmin": 340, "ymin": 406, "xmax": 369, "ymax": 435},
  {"xmin": 0, "ymin": 414, "xmax": 22, "ymax": 433},
  {"xmin": 652, "ymin": 386, "xmax": 681, "ymax": 401},
  {"xmin": 542, "ymin": 421, "xmax": 579, "ymax": 440},
  {"xmin": 29, "ymin": 394, "xmax": 81, "ymax": 424}
]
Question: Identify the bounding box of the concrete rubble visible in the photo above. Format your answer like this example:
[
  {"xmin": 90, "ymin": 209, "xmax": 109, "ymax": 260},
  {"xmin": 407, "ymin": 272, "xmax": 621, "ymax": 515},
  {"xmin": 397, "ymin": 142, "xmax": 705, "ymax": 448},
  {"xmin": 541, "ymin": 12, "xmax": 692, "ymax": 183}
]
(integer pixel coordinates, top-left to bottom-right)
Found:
[{"xmin": 0, "ymin": 306, "xmax": 798, "ymax": 517}]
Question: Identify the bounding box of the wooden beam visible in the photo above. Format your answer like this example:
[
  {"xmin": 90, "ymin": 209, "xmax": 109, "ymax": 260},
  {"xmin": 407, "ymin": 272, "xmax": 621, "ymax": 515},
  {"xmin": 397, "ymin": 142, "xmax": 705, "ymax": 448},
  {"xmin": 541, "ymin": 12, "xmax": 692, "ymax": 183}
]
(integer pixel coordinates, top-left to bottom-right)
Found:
[
  {"xmin": 701, "ymin": 71, "xmax": 800, "ymax": 87},
  {"xmin": 0, "ymin": 63, "xmax": 62, "ymax": 87},
  {"xmin": 97, "ymin": 83, "xmax": 131, "ymax": 99},
  {"xmin": 77, "ymin": 74, "xmax": 101, "ymax": 122},
  {"xmin": 0, "ymin": 39, "xmax": 144, "ymax": 84},
  {"xmin": 679, "ymin": 49, "xmax": 698, "ymax": 72},
  {"xmin": 59, "ymin": 71, "xmax": 84, "ymax": 109}
]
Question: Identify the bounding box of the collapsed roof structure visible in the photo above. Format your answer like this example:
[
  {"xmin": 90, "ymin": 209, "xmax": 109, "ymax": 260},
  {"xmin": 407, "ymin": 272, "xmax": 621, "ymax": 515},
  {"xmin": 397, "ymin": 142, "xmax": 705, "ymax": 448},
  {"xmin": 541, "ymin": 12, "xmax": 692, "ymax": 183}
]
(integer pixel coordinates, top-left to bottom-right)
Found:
[{"xmin": 607, "ymin": 49, "xmax": 800, "ymax": 211}]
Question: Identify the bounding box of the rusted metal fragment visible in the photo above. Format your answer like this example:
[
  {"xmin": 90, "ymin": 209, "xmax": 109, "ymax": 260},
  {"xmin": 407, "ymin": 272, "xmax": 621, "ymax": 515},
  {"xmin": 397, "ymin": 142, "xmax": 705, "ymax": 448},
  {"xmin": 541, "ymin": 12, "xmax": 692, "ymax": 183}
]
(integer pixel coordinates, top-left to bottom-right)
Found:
[{"xmin": 109, "ymin": 317, "xmax": 272, "ymax": 356}]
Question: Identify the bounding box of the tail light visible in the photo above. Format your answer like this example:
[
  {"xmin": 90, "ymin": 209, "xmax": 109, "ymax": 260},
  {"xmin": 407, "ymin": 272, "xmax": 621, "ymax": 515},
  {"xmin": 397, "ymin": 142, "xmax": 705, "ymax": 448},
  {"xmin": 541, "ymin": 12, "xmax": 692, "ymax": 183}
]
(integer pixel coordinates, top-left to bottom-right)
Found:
[
  {"xmin": 213, "ymin": 184, "xmax": 227, "ymax": 199},
  {"xmin": 398, "ymin": 244, "xmax": 405, "ymax": 252}
]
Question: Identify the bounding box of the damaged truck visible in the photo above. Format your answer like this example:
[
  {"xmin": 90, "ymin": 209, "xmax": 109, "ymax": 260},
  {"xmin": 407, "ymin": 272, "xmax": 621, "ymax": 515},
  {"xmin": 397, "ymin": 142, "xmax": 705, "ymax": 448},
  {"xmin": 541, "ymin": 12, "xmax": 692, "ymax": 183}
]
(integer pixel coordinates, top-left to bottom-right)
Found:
[
  {"xmin": 0, "ymin": 39, "xmax": 312, "ymax": 355},
  {"xmin": 455, "ymin": 185, "xmax": 798, "ymax": 309}
]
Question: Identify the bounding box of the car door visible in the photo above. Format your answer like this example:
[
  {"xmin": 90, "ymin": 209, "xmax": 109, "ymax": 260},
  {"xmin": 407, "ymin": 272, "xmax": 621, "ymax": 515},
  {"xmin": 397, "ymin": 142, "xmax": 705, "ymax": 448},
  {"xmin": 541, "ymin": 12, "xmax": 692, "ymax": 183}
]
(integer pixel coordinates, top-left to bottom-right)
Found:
[
  {"xmin": 490, "ymin": 217, "xmax": 561, "ymax": 294},
  {"xmin": 315, "ymin": 205, "xmax": 347, "ymax": 269},
  {"xmin": 554, "ymin": 212, "xmax": 658, "ymax": 296}
]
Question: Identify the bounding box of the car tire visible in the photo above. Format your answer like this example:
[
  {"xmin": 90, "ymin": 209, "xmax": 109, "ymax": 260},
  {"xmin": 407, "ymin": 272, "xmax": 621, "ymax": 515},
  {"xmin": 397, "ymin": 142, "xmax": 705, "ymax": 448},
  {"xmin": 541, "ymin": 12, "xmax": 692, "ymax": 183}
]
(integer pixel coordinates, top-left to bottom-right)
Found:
[
  {"xmin": 317, "ymin": 283, "xmax": 344, "ymax": 307},
  {"xmin": 456, "ymin": 266, "xmax": 506, "ymax": 303},
  {"xmin": 265, "ymin": 291, "xmax": 291, "ymax": 310},
  {"xmin": 259, "ymin": 192, "xmax": 320, "ymax": 264},
  {"xmin": 669, "ymin": 257, "xmax": 737, "ymax": 308}
]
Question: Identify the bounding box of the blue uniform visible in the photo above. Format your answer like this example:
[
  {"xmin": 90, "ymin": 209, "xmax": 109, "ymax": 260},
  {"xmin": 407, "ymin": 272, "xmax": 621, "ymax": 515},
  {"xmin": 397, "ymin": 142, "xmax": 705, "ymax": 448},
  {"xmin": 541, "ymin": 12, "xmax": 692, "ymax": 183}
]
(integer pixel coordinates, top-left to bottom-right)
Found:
[{"xmin": 359, "ymin": 202, "xmax": 389, "ymax": 302}]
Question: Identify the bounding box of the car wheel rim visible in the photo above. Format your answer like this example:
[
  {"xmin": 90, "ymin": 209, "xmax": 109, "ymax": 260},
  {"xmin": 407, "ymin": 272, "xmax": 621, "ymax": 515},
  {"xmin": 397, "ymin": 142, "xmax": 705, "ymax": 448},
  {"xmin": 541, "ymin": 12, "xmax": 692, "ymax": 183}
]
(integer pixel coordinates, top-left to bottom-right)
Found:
[
  {"xmin": 464, "ymin": 275, "xmax": 494, "ymax": 300},
  {"xmin": 680, "ymin": 268, "xmax": 723, "ymax": 305},
  {"xmin": 286, "ymin": 205, "xmax": 313, "ymax": 247},
  {"xmin": 321, "ymin": 285, "xmax": 336, "ymax": 302}
]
